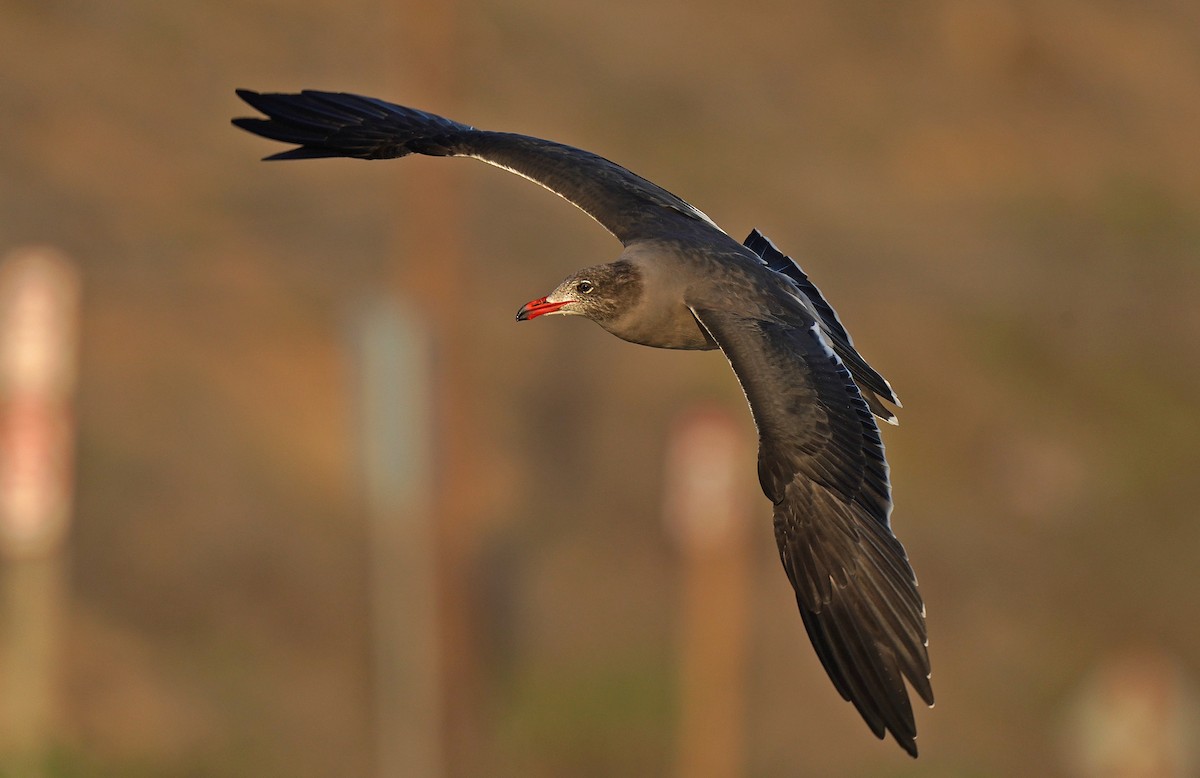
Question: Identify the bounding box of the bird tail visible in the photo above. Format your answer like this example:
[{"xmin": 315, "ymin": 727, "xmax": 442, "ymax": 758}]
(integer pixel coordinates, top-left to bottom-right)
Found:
[{"xmin": 232, "ymin": 89, "xmax": 473, "ymax": 161}]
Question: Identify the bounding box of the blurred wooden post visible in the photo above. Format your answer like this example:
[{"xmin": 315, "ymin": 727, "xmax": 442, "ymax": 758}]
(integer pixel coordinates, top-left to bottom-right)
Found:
[
  {"xmin": 1062, "ymin": 648, "xmax": 1200, "ymax": 778},
  {"xmin": 385, "ymin": 1, "xmax": 482, "ymax": 774},
  {"xmin": 0, "ymin": 247, "xmax": 81, "ymax": 777},
  {"xmin": 353, "ymin": 299, "xmax": 441, "ymax": 778},
  {"xmin": 665, "ymin": 407, "xmax": 751, "ymax": 778}
]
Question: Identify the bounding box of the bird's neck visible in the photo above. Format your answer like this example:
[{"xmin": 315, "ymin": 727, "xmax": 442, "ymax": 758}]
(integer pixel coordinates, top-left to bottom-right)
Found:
[{"xmin": 601, "ymin": 252, "xmax": 717, "ymax": 351}]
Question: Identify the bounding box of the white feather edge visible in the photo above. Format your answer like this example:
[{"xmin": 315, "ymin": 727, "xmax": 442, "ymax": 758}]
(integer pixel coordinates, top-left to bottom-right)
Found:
[{"xmin": 465, "ymin": 153, "xmax": 725, "ymax": 236}]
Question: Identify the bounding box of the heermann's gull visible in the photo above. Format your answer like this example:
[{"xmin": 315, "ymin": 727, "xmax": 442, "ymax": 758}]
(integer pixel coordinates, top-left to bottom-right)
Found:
[{"xmin": 233, "ymin": 89, "xmax": 934, "ymax": 757}]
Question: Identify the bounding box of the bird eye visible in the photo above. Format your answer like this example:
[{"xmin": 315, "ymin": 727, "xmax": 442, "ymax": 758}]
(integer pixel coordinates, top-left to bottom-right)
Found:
[{"xmin": 576, "ymin": 280, "xmax": 594, "ymax": 294}]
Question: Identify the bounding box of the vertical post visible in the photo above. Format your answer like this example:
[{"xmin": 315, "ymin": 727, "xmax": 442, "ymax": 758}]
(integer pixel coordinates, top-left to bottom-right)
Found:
[
  {"xmin": 352, "ymin": 299, "xmax": 441, "ymax": 778},
  {"xmin": 0, "ymin": 247, "xmax": 81, "ymax": 777},
  {"xmin": 665, "ymin": 406, "xmax": 752, "ymax": 778},
  {"xmin": 384, "ymin": 1, "xmax": 481, "ymax": 773},
  {"xmin": 1062, "ymin": 648, "xmax": 1200, "ymax": 777}
]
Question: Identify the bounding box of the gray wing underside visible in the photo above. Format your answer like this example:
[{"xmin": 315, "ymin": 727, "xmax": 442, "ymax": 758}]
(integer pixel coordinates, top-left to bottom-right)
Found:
[
  {"xmin": 233, "ymin": 89, "xmax": 719, "ymax": 246},
  {"xmin": 689, "ymin": 305, "xmax": 932, "ymax": 757}
]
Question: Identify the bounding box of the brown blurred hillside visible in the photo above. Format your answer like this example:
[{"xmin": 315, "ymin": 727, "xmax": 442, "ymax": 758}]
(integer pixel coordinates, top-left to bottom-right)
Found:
[{"xmin": 2, "ymin": 0, "xmax": 1199, "ymax": 776}]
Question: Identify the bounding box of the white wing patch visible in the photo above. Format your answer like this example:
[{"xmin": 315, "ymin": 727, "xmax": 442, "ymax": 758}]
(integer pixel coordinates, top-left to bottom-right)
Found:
[
  {"xmin": 809, "ymin": 320, "xmax": 838, "ymax": 360},
  {"xmin": 668, "ymin": 201, "xmax": 723, "ymax": 232},
  {"xmin": 758, "ymin": 230, "xmax": 855, "ymax": 345}
]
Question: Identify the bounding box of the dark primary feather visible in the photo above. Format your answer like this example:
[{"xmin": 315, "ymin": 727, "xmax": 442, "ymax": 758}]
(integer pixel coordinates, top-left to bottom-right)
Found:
[
  {"xmin": 233, "ymin": 89, "xmax": 716, "ymax": 245},
  {"xmin": 689, "ymin": 306, "xmax": 932, "ymax": 756}
]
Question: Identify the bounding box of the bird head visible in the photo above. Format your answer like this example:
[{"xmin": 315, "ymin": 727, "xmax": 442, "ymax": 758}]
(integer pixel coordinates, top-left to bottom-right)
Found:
[{"xmin": 516, "ymin": 260, "xmax": 641, "ymax": 324}]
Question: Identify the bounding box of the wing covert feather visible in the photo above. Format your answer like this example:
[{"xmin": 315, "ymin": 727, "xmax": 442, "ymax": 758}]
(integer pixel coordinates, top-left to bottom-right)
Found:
[{"xmin": 689, "ymin": 306, "xmax": 932, "ymax": 757}]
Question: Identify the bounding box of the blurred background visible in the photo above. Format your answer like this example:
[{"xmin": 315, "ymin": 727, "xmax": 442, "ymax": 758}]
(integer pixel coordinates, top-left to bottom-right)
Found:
[{"xmin": 2, "ymin": 0, "xmax": 1199, "ymax": 776}]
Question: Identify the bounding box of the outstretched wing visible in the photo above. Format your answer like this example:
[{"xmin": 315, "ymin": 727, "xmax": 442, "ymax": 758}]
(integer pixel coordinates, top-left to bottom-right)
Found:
[
  {"xmin": 689, "ymin": 305, "xmax": 933, "ymax": 757},
  {"xmin": 232, "ymin": 89, "xmax": 719, "ymax": 246},
  {"xmin": 742, "ymin": 229, "xmax": 900, "ymax": 425}
]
